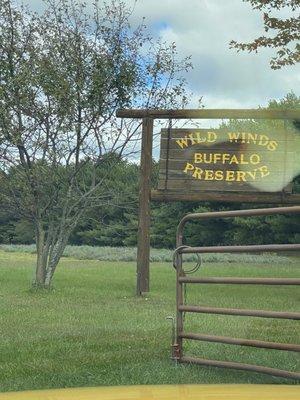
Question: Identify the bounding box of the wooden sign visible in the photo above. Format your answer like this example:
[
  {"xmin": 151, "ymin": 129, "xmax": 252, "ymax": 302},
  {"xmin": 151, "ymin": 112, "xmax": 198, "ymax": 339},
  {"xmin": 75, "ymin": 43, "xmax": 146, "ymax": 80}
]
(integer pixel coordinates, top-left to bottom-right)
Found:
[{"xmin": 158, "ymin": 128, "xmax": 298, "ymax": 194}]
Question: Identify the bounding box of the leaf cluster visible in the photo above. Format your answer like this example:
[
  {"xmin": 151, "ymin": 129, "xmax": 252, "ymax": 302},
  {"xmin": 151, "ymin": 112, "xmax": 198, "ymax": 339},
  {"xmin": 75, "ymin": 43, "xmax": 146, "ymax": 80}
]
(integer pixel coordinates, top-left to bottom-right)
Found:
[{"xmin": 230, "ymin": 0, "xmax": 300, "ymax": 69}]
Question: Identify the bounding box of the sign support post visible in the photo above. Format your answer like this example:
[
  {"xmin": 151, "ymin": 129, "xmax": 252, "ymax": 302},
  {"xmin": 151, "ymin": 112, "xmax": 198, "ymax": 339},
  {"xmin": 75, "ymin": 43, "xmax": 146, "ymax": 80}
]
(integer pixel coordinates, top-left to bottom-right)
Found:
[{"xmin": 136, "ymin": 117, "xmax": 153, "ymax": 295}]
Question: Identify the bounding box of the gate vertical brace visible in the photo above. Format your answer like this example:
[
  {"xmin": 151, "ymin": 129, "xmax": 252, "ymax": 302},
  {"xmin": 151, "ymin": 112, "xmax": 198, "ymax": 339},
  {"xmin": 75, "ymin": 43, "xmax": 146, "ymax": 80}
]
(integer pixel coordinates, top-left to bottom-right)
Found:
[
  {"xmin": 176, "ymin": 231, "xmax": 184, "ymax": 359},
  {"xmin": 176, "ymin": 251, "xmax": 184, "ymax": 360},
  {"xmin": 136, "ymin": 117, "xmax": 153, "ymax": 295}
]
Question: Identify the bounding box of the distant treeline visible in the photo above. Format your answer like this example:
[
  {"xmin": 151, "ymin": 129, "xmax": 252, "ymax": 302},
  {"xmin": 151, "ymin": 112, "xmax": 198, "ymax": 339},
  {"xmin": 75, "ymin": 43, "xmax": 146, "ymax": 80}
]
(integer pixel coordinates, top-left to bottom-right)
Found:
[
  {"xmin": 1, "ymin": 158, "xmax": 299, "ymax": 248},
  {"xmin": 1, "ymin": 92, "xmax": 299, "ymax": 248}
]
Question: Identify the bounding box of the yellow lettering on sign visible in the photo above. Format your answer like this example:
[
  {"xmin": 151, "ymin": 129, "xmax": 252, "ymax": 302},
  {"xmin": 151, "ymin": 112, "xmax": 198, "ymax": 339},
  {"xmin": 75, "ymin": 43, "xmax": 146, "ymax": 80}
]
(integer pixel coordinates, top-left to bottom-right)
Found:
[
  {"xmin": 176, "ymin": 131, "xmax": 279, "ymax": 151},
  {"xmin": 188, "ymin": 133, "xmax": 198, "ymax": 145},
  {"xmin": 204, "ymin": 170, "xmax": 214, "ymax": 180},
  {"xmin": 247, "ymin": 170, "xmax": 257, "ymax": 180},
  {"xmin": 176, "ymin": 131, "xmax": 218, "ymax": 149},
  {"xmin": 183, "ymin": 162, "xmax": 194, "ymax": 173},
  {"xmin": 267, "ymin": 141, "xmax": 278, "ymax": 151},
  {"xmin": 204, "ymin": 154, "xmax": 213, "ymax": 163},
  {"xmin": 258, "ymin": 135, "xmax": 269, "ymax": 146},
  {"xmin": 194, "ymin": 153, "xmax": 203, "ymax": 163},
  {"xmin": 175, "ymin": 130, "xmax": 281, "ymax": 188},
  {"xmin": 225, "ymin": 171, "xmax": 235, "ymax": 181},
  {"xmin": 222, "ymin": 154, "xmax": 231, "ymax": 164},
  {"xmin": 226, "ymin": 132, "xmax": 279, "ymax": 151},
  {"xmin": 246, "ymin": 133, "xmax": 258, "ymax": 144},
  {"xmin": 229, "ymin": 154, "xmax": 239, "ymax": 165},
  {"xmin": 213, "ymin": 153, "xmax": 222, "ymax": 163},
  {"xmin": 182, "ymin": 163, "xmax": 273, "ymax": 183},
  {"xmin": 193, "ymin": 152, "xmax": 262, "ymax": 165},
  {"xmin": 249, "ymin": 154, "xmax": 260, "ymax": 165},
  {"xmin": 192, "ymin": 167, "xmax": 203, "ymax": 179},
  {"xmin": 207, "ymin": 131, "xmax": 217, "ymax": 143},
  {"xmin": 215, "ymin": 170, "xmax": 224, "ymax": 181},
  {"xmin": 228, "ymin": 132, "xmax": 240, "ymax": 142},
  {"xmin": 258, "ymin": 165, "xmax": 270, "ymax": 178},
  {"xmin": 176, "ymin": 137, "xmax": 189, "ymax": 149},
  {"xmin": 239, "ymin": 154, "xmax": 248, "ymax": 165},
  {"xmin": 236, "ymin": 171, "xmax": 247, "ymax": 182}
]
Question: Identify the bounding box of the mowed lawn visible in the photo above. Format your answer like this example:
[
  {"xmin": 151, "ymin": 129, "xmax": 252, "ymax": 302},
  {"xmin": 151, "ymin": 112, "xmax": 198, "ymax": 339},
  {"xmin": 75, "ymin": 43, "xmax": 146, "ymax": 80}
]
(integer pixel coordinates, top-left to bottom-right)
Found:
[{"xmin": 0, "ymin": 250, "xmax": 299, "ymax": 392}]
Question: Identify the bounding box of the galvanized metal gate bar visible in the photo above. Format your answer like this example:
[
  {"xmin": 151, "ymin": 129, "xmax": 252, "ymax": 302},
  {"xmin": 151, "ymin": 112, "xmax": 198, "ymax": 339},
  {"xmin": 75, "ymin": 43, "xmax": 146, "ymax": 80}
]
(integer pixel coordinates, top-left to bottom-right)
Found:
[
  {"xmin": 179, "ymin": 277, "xmax": 300, "ymax": 285},
  {"xmin": 173, "ymin": 205, "xmax": 300, "ymax": 380},
  {"xmin": 179, "ymin": 333, "xmax": 300, "ymax": 352},
  {"xmin": 178, "ymin": 305, "xmax": 300, "ymax": 320},
  {"xmin": 180, "ymin": 243, "xmax": 300, "ymax": 254}
]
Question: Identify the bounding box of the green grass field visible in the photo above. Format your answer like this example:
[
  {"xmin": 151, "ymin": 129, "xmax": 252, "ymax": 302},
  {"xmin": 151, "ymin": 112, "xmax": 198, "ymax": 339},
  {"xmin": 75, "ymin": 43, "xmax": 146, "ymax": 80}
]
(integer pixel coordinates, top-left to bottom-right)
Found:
[{"xmin": 0, "ymin": 249, "xmax": 299, "ymax": 392}]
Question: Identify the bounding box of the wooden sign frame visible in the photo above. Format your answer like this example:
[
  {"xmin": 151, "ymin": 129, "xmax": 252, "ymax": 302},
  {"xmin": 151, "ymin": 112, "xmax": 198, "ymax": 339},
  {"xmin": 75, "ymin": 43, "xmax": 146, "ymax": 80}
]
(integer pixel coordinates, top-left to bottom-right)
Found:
[{"xmin": 116, "ymin": 109, "xmax": 300, "ymax": 295}]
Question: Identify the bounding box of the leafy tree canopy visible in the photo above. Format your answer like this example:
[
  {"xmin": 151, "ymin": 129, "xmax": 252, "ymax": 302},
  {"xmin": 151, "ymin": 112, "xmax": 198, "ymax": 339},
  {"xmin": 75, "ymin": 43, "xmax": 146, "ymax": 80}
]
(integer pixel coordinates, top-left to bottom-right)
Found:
[
  {"xmin": 0, "ymin": 0, "xmax": 192, "ymax": 288},
  {"xmin": 230, "ymin": 0, "xmax": 300, "ymax": 69}
]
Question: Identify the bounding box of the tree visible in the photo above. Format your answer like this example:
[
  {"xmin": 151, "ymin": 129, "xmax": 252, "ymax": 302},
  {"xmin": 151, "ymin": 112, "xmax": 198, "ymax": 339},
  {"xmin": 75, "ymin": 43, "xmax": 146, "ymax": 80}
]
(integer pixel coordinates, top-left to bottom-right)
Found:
[
  {"xmin": 230, "ymin": 0, "xmax": 300, "ymax": 69},
  {"xmin": 69, "ymin": 157, "xmax": 140, "ymax": 247},
  {"xmin": 0, "ymin": 0, "xmax": 192, "ymax": 288}
]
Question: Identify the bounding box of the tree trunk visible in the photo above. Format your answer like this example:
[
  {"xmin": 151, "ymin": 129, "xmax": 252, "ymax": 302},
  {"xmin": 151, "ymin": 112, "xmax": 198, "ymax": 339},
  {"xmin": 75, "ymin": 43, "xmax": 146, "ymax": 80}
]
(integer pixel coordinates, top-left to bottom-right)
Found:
[
  {"xmin": 35, "ymin": 222, "xmax": 46, "ymax": 287},
  {"xmin": 44, "ymin": 235, "xmax": 69, "ymax": 288},
  {"xmin": 34, "ymin": 213, "xmax": 80, "ymax": 288}
]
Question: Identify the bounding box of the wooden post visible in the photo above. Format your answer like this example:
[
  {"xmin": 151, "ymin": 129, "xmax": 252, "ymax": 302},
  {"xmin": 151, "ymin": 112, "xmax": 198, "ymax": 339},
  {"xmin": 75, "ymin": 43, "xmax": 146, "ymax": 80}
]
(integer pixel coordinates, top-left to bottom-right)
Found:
[{"xmin": 136, "ymin": 118, "xmax": 153, "ymax": 295}]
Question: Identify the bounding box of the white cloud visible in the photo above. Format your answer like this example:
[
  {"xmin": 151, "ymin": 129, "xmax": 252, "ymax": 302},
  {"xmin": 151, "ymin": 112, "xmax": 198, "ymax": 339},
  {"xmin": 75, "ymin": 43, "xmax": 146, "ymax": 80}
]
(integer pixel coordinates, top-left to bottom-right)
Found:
[
  {"xmin": 130, "ymin": 0, "xmax": 300, "ymax": 108},
  {"xmin": 24, "ymin": 0, "xmax": 300, "ymax": 108}
]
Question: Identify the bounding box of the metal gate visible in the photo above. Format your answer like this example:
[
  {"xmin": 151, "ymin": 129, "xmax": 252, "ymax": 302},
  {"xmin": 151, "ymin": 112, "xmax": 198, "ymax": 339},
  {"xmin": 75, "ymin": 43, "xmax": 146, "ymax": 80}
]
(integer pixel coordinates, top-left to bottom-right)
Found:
[{"xmin": 171, "ymin": 206, "xmax": 300, "ymax": 380}]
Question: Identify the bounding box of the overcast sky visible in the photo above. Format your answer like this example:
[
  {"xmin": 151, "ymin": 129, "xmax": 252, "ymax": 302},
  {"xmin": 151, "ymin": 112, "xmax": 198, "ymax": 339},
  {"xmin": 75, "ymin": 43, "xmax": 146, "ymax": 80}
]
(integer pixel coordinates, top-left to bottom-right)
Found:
[
  {"xmin": 132, "ymin": 0, "xmax": 299, "ymax": 109},
  {"xmin": 26, "ymin": 0, "xmax": 299, "ymax": 109}
]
